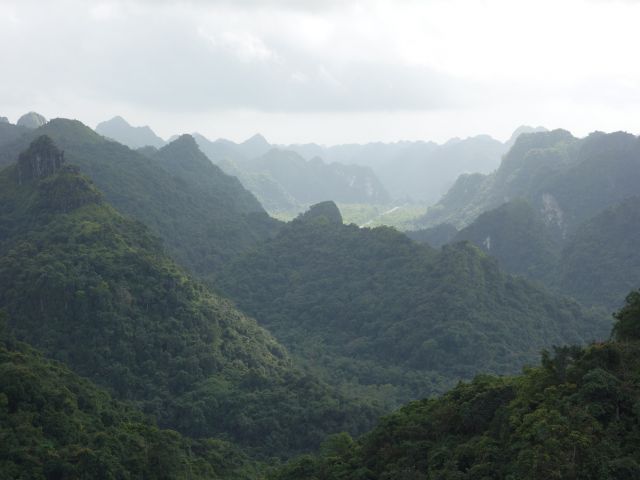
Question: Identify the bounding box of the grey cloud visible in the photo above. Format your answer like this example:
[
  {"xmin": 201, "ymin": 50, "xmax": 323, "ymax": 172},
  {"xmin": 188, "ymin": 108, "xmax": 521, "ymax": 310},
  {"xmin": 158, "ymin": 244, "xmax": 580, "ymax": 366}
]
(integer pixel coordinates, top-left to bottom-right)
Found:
[{"xmin": 0, "ymin": 1, "xmax": 464, "ymax": 114}]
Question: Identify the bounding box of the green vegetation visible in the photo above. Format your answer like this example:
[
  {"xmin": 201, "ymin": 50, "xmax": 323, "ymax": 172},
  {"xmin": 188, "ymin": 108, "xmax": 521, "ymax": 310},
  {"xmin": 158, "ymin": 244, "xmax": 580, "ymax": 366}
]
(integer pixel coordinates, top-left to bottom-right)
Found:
[
  {"xmin": 0, "ymin": 139, "xmax": 380, "ymax": 459},
  {"xmin": 271, "ymin": 291, "xmax": 640, "ymax": 480},
  {"xmin": 0, "ymin": 318, "xmax": 258, "ymax": 480},
  {"xmin": 558, "ymin": 196, "xmax": 640, "ymax": 309},
  {"xmin": 414, "ymin": 131, "xmax": 640, "ymax": 310},
  {"xmin": 0, "ymin": 120, "xmax": 280, "ymax": 280},
  {"xmin": 419, "ymin": 130, "xmax": 640, "ymax": 234},
  {"xmin": 407, "ymin": 222, "xmax": 458, "ymax": 248},
  {"xmin": 218, "ymin": 202, "xmax": 609, "ymax": 407},
  {"xmin": 453, "ymin": 199, "xmax": 559, "ymax": 280}
]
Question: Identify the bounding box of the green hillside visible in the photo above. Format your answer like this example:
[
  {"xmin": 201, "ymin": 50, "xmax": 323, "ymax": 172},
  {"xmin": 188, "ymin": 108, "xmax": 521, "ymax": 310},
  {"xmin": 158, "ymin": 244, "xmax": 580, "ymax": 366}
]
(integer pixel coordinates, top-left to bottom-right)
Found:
[
  {"xmin": 0, "ymin": 138, "xmax": 379, "ymax": 458},
  {"xmin": 0, "ymin": 320, "xmax": 257, "ymax": 480},
  {"xmin": 218, "ymin": 202, "xmax": 610, "ymax": 406},
  {"xmin": 452, "ymin": 199, "xmax": 559, "ymax": 280},
  {"xmin": 272, "ymin": 290, "xmax": 640, "ymax": 480},
  {"xmin": 419, "ymin": 130, "xmax": 640, "ymax": 234},
  {"xmin": 558, "ymin": 196, "xmax": 640, "ymax": 309},
  {"xmin": 0, "ymin": 120, "xmax": 280, "ymax": 279}
]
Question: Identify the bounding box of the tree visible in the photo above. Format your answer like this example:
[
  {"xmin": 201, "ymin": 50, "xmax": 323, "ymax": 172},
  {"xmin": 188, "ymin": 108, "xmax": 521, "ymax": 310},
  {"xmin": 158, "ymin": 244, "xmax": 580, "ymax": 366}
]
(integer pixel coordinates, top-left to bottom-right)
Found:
[{"xmin": 612, "ymin": 290, "xmax": 640, "ymax": 341}]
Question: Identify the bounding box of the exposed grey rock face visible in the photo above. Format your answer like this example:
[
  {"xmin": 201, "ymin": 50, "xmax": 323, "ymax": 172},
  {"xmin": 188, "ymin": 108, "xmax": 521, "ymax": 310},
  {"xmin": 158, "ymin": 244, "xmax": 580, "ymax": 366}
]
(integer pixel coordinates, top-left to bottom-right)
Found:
[
  {"xmin": 17, "ymin": 135, "xmax": 64, "ymax": 183},
  {"xmin": 0, "ymin": 117, "xmax": 9, "ymax": 124},
  {"xmin": 17, "ymin": 111, "xmax": 47, "ymax": 129}
]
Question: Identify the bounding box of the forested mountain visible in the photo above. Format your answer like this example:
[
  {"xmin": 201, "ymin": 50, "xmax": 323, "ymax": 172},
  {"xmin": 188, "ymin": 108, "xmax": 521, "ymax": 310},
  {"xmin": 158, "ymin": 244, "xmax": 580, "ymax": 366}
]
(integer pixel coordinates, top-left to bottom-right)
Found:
[
  {"xmin": 194, "ymin": 133, "xmax": 390, "ymax": 214},
  {"xmin": 96, "ymin": 115, "xmax": 166, "ymax": 149},
  {"xmin": 217, "ymin": 201, "xmax": 609, "ymax": 406},
  {"xmin": 272, "ymin": 291, "xmax": 640, "ymax": 480},
  {"xmin": 0, "ymin": 138, "xmax": 380, "ymax": 458},
  {"xmin": 410, "ymin": 130, "xmax": 640, "ymax": 310},
  {"xmin": 406, "ymin": 222, "xmax": 458, "ymax": 248},
  {"xmin": 0, "ymin": 321, "xmax": 258, "ymax": 479},
  {"xmin": 452, "ymin": 199, "xmax": 559, "ymax": 280},
  {"xmin": 418, "ymin": 130, "xmax": 640, "ymax": 232},
  {"xmin": 557, "ymin": 196, "xmax": 640, "ymax": 309},
  {"xmin": 0, "ymin": 119, "xmax": 280, "ymax": 278}
]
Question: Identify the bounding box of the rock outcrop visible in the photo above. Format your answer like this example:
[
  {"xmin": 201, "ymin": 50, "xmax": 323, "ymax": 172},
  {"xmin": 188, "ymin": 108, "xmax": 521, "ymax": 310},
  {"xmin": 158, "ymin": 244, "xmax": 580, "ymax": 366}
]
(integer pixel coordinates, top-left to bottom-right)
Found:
[
  {"xmin": 16, "ymin": 111, "xmax": 47, "ymax": 129},
  {"xmin": 17, "ymin": 135, "xmax": 65, "ymax": 184}
]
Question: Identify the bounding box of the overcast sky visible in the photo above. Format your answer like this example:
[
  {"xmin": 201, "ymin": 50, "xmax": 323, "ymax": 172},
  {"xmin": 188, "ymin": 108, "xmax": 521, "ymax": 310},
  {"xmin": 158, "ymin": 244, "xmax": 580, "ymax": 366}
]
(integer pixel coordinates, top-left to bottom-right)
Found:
[{"xmin": 2, "ymin": 0, "xmax": 640, "ymax": 144}]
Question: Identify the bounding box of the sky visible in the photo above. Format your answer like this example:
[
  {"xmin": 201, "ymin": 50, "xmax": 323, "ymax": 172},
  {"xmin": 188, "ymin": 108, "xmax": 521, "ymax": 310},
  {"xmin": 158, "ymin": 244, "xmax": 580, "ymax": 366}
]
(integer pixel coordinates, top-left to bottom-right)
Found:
[{"xmin": 1, "ymin": 0, "xmax": 640, "ymax": 144}]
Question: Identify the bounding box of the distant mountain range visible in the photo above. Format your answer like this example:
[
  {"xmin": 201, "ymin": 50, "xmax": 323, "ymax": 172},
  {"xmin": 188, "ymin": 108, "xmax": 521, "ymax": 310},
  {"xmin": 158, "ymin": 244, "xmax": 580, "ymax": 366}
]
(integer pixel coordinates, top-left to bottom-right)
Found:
[
  {"xmin": 96, "ymin": 116, "xmax": 166, "ymax": 149},
  {"xmin": 91, "ymin": 115, "xmax": 549, "ymax": 214}
]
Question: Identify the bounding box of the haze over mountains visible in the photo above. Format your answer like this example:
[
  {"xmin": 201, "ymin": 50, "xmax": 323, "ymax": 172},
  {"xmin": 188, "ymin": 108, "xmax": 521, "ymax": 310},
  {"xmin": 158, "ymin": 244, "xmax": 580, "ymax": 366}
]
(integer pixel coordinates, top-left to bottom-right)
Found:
[
  {"xmin": 1, "ymin": 111, "xmax": 639, "ymax": 478},
  {"xmin": 89, "ymin": 115, "xmax": 551, "ymax": 219}
]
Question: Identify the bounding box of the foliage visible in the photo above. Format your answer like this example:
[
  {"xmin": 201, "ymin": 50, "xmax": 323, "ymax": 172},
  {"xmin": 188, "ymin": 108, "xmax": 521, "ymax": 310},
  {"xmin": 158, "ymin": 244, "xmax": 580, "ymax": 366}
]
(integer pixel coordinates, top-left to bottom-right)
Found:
[
  {"xmin": 612, "ymin": 290, "xmax": 640, "ymax": 342},
  {"xmin": 217, "ymin": 205, "xmax": 609, "ymax": 407},
  {"xmin": 407, "ymin": 223, "xmax": 459, "ymax": 248},
  {"xmin": 0, "ymin": 153, "xmax": 379, "ymax": 459},
  {"xmin": 270, "ymin": 294, "xmax": 640, "ymax": 479},
  {"xmin": 558, "ymin": 196, "xmax": 640, "ymax": 309},
  {"xmin": 0, "ymin": 119, "xmax": 280, "ymax": 280},
  {"xmin": 452, "ymin": 199, "xmax": 559, "ymax": 280},
  {"xmin": 419, "ymin": 130, "xmax": 640, "ymax": 234},
  {"xmin": 0, "ymin": 320, "xmax": 258, "ymax": 480}
]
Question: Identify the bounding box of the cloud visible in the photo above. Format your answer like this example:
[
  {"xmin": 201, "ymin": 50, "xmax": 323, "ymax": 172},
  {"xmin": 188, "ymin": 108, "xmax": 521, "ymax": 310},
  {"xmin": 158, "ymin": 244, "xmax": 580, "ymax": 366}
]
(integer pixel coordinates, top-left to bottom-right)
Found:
[
  {"xmin": 2, "ymin": 0, "xmax": 640, "ymax": 143},
  {"xmin": 0, "ymin": 0, "xmax": 465, "ymax": 114}
]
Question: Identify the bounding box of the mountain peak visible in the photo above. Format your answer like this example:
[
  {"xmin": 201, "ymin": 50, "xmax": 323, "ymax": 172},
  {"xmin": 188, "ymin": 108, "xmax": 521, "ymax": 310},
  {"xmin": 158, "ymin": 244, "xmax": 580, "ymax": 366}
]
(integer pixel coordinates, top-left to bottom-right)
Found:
[
  {"xmin": 506, "ymin": 125, "xmax": 548, "ymax": 148},
  {"xmin": 17, "ymin": 111, "xmax": 47, "ymax": 129},
  {"xmin": 297, "ymin": 201, "xmax": 343, "ymax": 225},
  {"xmin": 160, "ymin": 133, "xmax": 202, "ymax": 156},
  {"xmin": 239, "ymin": 133, "xmax": 271, "ymax": 158},
  {"xmin": 95, "ymin": 116, "xmax": 165, "ymax": 149},
  {"xmin": 243, "ymin": 133, "xmax": 269, "ymax": 145},
  {"xmin": 103, "ymin": 115, "xmax": 129, "ymax": 126}
]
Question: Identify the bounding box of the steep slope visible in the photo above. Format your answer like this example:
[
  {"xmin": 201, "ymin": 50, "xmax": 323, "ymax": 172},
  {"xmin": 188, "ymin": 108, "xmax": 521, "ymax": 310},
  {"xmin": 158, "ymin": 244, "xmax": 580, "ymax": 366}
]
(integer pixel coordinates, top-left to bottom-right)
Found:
[
  {"xmin": 217, "ymin": 202, "xmax": 609, "ymax": 406},
  {"xmin": 0, "ymin": 119, "xmax": 280, "ymax": 278},
  {"xmin": 0, "ymin": 323, "xmax": 257, "ymax": 480},
  {"xmin": 452, "ymin": 199, "xmax": 559, "ymax": 280},
  {"xmin": 557, "ymin": 196, "xmax": 640, "ymax": 309},
  {"xmin": 0, "ymin": 139, "xmax": 379, "ymax": 457},
  {"xmin": 423, "ymin": 193, "xmax": 640, "ymax": 310},
  {"xmin": 419, "ymin": 130, "xmax": 640, "ymax": 232},
  {"xmin": 272, "ymin": 291, "xmax": 640, "ymax": 480},
  {"xmin": 96, "ymin": 115, "xmax": 166, "ymax": 149}
]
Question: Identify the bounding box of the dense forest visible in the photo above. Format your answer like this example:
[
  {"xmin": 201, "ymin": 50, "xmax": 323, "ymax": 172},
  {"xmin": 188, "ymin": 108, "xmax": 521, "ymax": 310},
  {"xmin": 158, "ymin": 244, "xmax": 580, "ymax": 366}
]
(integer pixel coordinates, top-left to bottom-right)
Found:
[
  {"xmin": 0, "ymin": 137, "xmax": 380, "ymax": 459},
  {"xmin": 217, "ymin": 201, "xmax": 609, "ymax": 407},
  {"xmin": 5, "ymin": 0, "xmax": 640, "ymax": 476},
  {"xmin": 271, "ymin": 291, "xmax": 640, "ymax": 480},
  {"xmin": 0, "ymin": 120, "xmax": 637, "ymax": 479},
  {"xmin": 413, "ymin": 130, "xmax": 640, "ymax": 310},
  {"xmin": 0, "ymin": 318, "xmax": 259, "ymax": 480}
]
